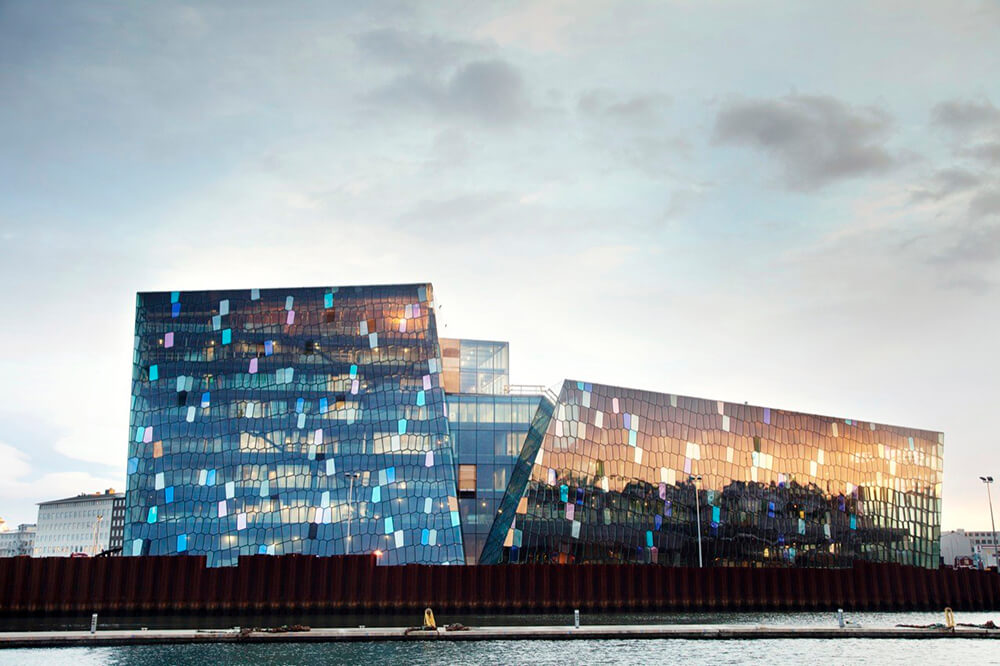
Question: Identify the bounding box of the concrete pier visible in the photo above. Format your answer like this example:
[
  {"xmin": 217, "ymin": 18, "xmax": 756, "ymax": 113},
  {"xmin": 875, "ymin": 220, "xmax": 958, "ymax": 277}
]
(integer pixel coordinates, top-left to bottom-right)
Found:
[{"xmin": 2, "ymin": 624, "xmax": 999, "ymax": 648}]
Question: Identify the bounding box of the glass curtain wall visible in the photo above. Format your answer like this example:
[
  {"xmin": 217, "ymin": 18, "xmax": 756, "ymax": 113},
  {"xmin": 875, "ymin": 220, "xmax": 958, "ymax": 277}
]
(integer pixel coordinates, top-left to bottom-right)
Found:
[
  {"xmin": 483, "ymin": 380, "xmax": 943, "ymax": 569},
  {"xmin": 125, "ymin": 284, "xmax": 465, "ymax": 567}
]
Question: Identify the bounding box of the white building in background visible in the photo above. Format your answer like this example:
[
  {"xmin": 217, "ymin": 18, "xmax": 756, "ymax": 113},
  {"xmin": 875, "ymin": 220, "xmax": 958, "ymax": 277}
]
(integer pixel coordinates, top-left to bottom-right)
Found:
[
  {"xmin": 941, "ymin": 530, "xmax": 976, "ymax": 567},
  {"xmin": 33, "ymin": 490, "xmax": 123, "ymax": 557},
  {"xmin": 966, "ymin": 530, "xmax": 1000, "ymax": 568},
  {"xmin": 941, "ymin": 529, "xmax": 1000, "ymax": 569},
  {"xmin": 0, "ymin": 521, "xmax": 36, "ymax": 557}
]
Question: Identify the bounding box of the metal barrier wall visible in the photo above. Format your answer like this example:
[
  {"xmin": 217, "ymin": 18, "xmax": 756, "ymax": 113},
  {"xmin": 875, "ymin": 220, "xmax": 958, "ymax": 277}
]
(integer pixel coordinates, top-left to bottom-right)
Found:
[{"xmin": 1, "ymin": 556, "xmax": 998, "ymax": 615}]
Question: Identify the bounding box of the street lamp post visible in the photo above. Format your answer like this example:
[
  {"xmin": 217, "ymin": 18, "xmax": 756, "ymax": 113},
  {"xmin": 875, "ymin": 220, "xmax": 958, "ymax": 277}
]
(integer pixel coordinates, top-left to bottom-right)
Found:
[
  {"xmin": 689, "ymin": 474, "xmax": 703, "ymax": 568},
  {"xmin": 981, "ymin": 476, "xmax": 998, "ymax": 571},
  {"xmin": 344, "ymin": 472, "xmax": 359, "ymax": 555}
]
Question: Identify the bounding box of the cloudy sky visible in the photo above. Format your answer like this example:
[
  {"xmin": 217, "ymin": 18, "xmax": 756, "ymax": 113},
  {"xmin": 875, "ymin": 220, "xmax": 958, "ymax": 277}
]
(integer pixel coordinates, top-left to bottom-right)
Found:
[{"xmin": 1, "ymin": 1, "xmax": 998, "ymax": 531}]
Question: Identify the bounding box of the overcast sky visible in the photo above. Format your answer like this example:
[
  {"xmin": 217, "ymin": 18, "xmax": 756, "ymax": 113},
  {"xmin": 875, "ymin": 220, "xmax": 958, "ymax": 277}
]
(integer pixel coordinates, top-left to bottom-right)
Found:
[{"xmin": 1, "ymin": 1, "xmax": 998, "ymax": 531}]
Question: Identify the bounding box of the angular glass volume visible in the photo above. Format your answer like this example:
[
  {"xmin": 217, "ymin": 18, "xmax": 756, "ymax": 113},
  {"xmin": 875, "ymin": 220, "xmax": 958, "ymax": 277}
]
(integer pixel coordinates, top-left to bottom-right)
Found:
[
  {"xmin": 124, "ymin": 283, "xmax": 943, "ymax": 570},
  {"xmin": 125, "ymin": 284, "xmax": 464, "ymax": 566},
  {"xmin": 482, "ymin": 381, "xmax": 942, "ymax": 569}
]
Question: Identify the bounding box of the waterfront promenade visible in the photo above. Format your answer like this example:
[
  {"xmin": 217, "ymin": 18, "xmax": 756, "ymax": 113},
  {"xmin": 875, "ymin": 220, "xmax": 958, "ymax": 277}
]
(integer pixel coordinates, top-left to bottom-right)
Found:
[{"xmin": 1, "ymin": 623, "xmax": 999, "ymax": 648}]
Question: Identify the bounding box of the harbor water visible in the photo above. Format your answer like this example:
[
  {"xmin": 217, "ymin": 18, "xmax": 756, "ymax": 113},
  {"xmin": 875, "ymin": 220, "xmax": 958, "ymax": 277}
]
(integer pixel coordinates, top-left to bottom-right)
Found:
[{"xmin": 2, "ymin": 612, "xmax": 1000, "ymax": 664}]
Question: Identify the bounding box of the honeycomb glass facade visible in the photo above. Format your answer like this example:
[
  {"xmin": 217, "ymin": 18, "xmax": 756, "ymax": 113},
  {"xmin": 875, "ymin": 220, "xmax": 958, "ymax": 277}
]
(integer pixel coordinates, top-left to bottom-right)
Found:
[
  {"xmin": 481, "ymin": 381, "xmax": 943, "ymax": 568},
  {"xmin": 125, "ymin": 284, "xmax": 464, "ymax": 566},
  {"xmin": 125, "ymin": 282, "xmax": 943, "ymax": 569}
]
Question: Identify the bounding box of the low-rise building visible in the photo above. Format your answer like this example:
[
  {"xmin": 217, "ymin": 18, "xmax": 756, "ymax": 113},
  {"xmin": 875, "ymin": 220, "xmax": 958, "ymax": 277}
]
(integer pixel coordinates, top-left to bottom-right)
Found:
[
  {"xmin": 33, "ymin": 490, "xmax": 124, "ymax": 557},
  {"xmin": 965, "ymin": 530, "xmax": 1000, "ymax": 568},
  {"xmin": 0, "ymin": 522, "xmax": 36, "ymax": 557},
  {"xmin": 941, "ymin": 529, "xmax": 999, "ymax": 568},
  {"xmin": 942, "ymin": 529, "xmax": 976, "ymax": 567}
]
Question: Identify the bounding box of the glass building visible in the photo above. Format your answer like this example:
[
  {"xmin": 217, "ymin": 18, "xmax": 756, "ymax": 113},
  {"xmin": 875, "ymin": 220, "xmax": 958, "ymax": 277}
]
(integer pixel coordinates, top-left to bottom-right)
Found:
[
  {"xmin": 440, "ymin": 338, "xmax": 543, "ymax": 563},
  {"xmin": 125, "ymin": 284, "xmax": 464, "ymax": 566},
  {"xmin": 481, "ymin": 381, "xmax": 943, "ymax": 569},
  {"xmin": 125, "ymin": 282, "xmax": 943, "ymax": 569}
]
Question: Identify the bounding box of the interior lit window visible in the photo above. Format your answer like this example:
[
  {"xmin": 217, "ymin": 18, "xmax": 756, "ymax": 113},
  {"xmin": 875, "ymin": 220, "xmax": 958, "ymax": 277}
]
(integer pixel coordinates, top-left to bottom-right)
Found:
[{"xmin": 458, "ymin": 464, "xmax": 477, "ymax": 498}]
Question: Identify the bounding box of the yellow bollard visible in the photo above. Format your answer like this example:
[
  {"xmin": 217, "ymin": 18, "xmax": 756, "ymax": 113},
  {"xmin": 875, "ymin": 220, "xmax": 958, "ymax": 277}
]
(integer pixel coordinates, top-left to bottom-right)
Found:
[
  {"xmin": 944, "ymin": 607, "xmax": 955, "ymax": 629},
  {"xmin": 423, "ymin": 607, "xmax": 437, "ymax": 630}
]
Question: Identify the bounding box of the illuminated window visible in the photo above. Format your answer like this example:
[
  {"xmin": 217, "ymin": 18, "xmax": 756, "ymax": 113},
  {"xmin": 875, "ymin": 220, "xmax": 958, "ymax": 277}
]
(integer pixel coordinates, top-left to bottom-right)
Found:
[{"xmin": 458, "ymin": 464, "xmax": 477, "ymax": 498}]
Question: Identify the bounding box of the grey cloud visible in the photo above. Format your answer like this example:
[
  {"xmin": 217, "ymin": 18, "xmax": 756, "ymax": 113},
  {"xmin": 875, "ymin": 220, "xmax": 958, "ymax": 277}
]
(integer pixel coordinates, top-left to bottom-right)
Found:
[
  {"xmin": 713, "ymin": 95, "xmax": 896, "ymax": 190},
  {"xmin": 369, "ymin": 59, "xmax": 529, "ymax": 127},
  {"xmin": 448, "ymin": 61, "xmax": 527, "ymax": 125},
  {"xmin": 962, "ymin": 142, "xmax": 1000, "ymax": 166},
  {"xmin": 401, "ymin": 191, "xmax": 515, "ymax": 226},
  {"xmin": 969, "ymin": 188, "xmax": 1000, "ymax": 218},
  {"xmin": 355, "ymin": 28, "xmax": 485, "ymax": 71},
  {"xmin": 911, "ymin": 167, "xmax": 982, "ymax": 202},
  {"xmin": 577, "ymin": 90, "xmax": 670, "ymax": 123},
  {"xmin": 933, "ymin": 222, "xmax": 1000, "ymax": 267},
  {"xmin": 926, "ymin": 189, "xmax": 1000, "ymax": 269},
  {"xmin": 931, "ymin": 99, "xmax": 1000, "ymax": 132}
]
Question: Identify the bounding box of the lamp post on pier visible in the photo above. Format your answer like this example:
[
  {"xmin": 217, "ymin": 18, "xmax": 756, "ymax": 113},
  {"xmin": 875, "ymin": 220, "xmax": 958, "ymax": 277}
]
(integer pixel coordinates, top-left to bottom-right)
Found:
[{"xmin": 980, "ymin": 476, "xmax": 998, "ymax": 571}]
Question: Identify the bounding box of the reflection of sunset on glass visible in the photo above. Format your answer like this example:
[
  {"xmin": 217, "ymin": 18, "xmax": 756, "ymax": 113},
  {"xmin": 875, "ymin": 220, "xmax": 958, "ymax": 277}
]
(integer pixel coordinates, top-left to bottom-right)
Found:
[{"xmin": 484, "ymin": 381, "xmax": 941, "ymax": 568}]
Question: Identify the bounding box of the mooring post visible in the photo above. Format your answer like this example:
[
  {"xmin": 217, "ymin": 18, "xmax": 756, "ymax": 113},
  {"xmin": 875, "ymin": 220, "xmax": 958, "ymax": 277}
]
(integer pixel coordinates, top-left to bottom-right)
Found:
[
  {"xmin": 90, "ymin": 613, "xmax": 98, "ymax": 634},
  {"xmin": 574, "ymin": 609, "xmax": 580, "ymax": 629},
  {"xmin": 837, "ymin": 608, "xmax": 845, "ymax": 628}
]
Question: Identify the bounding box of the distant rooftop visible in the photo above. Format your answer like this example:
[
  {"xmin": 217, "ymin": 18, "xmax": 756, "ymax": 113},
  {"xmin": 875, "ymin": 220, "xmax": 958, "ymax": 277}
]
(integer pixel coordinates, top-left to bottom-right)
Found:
[{"xmin": 37, "ymin": 489, "xmax": 122, "ymax": 506}]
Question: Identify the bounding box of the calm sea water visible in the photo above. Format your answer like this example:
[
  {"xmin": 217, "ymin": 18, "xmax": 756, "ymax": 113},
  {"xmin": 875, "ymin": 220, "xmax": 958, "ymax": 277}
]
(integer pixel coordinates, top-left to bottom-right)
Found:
[{"xmin": 2, "ymin": 612, "xmax": 999, "ymax": 665}]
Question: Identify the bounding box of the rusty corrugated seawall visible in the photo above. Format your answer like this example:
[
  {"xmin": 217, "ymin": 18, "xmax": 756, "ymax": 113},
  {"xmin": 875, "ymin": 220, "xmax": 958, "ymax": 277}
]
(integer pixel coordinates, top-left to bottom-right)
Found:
[{"xmin": 1, "ymin": 556, "xmax": 998, "ymax": 615}]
